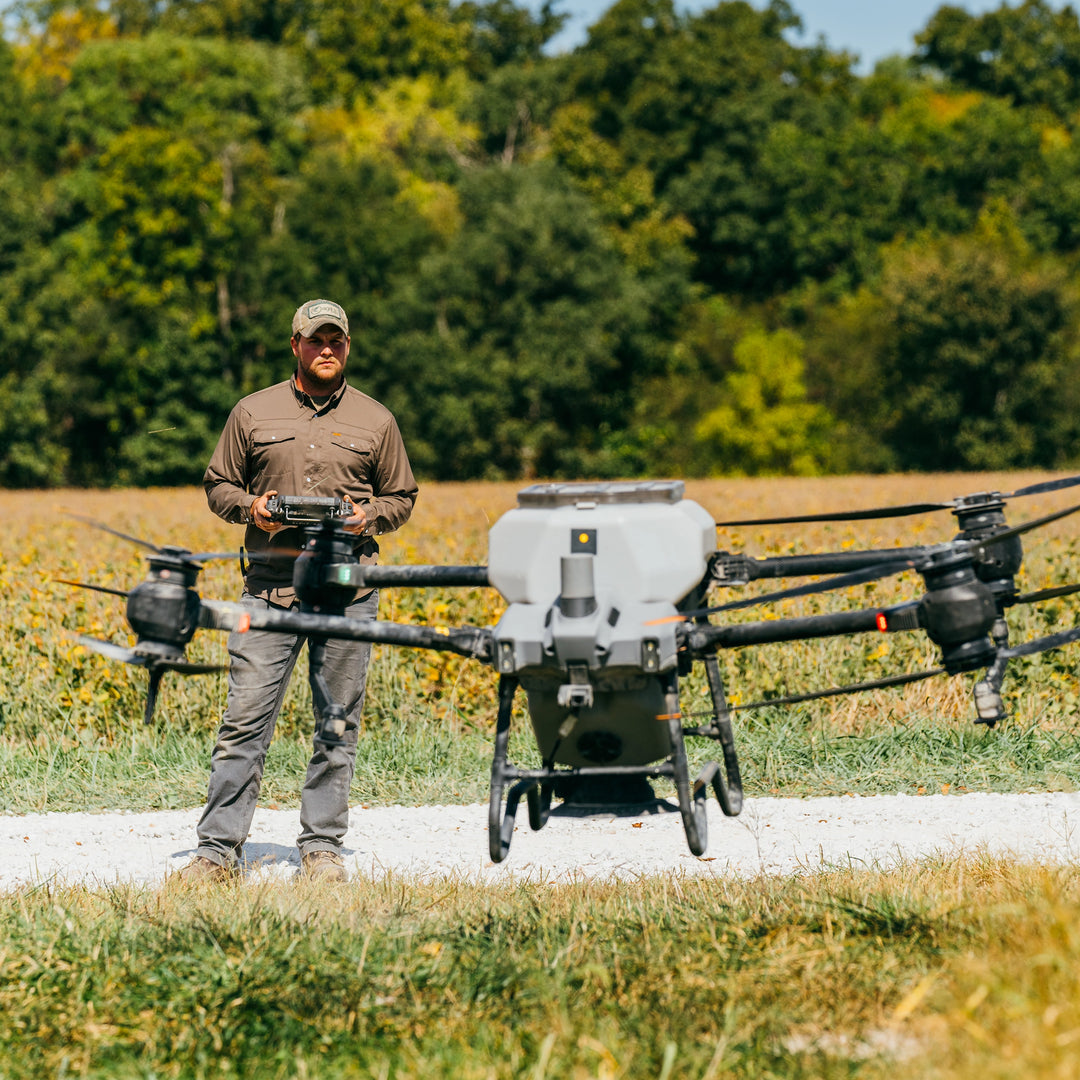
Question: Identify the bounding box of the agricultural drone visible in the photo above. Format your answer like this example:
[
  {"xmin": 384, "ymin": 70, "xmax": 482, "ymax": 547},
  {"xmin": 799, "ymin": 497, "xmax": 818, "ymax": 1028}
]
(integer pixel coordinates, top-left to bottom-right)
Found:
[{"xmin": 63, "ymin": 477, "xmax": 1080, "ymax": 861}]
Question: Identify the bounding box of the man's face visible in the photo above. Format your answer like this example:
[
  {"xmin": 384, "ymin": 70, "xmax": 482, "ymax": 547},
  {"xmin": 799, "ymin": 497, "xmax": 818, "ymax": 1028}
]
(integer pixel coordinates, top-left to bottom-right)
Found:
[{"xmin": 292, "ymin": 324, "xmax": 350, "ymax": 391}]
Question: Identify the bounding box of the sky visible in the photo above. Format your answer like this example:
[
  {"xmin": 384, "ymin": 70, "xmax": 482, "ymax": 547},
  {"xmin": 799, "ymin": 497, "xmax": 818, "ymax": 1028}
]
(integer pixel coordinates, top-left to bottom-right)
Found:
[{"xmin": 540, "ymin": 1, "xmax": 1043, "ymax": 69}]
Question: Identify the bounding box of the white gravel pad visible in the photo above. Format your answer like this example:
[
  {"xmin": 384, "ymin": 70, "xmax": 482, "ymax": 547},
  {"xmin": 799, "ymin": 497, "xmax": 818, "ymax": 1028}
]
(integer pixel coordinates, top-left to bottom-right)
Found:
[{"xmin": 2, "ymin": 791, "xmax": 1080, "ymax": 889}]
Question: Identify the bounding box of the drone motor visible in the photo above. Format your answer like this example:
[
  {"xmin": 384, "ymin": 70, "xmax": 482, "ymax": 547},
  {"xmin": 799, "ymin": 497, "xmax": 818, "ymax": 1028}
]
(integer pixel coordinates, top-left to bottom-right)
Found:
[
  {"xmin": 951, "ymin": 493, "xmax": 1023, "ymax": 597},
  {"xmin": 125, "ymin": 549, "xmax": 204, "ymax": 662},
  {"xmin": 915, "ymin": 547, "xmax": 999, "ymax": 674}
]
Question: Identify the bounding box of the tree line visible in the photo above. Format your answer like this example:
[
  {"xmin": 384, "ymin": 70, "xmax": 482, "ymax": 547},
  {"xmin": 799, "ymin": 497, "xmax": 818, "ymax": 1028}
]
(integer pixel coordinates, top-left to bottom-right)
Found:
[{"xmin": 3, "ymin": 0, "xmax": 1080, "ymax": 487}]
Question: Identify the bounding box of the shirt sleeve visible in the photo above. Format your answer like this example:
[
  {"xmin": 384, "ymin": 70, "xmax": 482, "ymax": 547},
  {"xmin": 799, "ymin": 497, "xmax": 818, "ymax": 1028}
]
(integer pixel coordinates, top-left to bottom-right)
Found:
[
  {"xmin": 366, "ymin": 414, "xmax": 418, "ymax": 534},
  {"xmin": 203, "ymin": 404, "xmax": 256, "ymax": 525}
]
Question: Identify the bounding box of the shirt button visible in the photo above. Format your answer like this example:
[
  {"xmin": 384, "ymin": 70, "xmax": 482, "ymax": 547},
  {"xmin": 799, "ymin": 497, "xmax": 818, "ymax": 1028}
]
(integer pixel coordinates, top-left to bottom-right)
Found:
[{"xmin": 310, "ymin": 444, "xmax": 315, "ymax": 449}]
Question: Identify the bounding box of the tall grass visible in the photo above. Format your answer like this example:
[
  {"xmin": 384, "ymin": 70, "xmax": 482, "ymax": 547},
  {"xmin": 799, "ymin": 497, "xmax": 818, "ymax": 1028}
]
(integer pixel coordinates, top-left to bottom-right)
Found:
[
  {"xmin": 3, "ymin": 475, "xmax": 1080, "ymax": 811},
  {"xmin": 1, "ymin": 859, "xmax": 1079, "ymax": 1078}
]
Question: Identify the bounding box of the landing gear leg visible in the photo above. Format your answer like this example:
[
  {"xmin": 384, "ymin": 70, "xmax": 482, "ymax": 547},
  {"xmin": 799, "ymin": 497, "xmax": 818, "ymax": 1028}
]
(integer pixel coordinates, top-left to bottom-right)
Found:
[
  {"xmin": 488, "ymin": 675, "xmax": 521, "ymax": 863},
  {"xmin": 663, "ymin": 672, "xmax": 709, "ymax": 856},
  {"xmin": 703, "ymin": 653, "xmax": 744, "ymax": 816}
]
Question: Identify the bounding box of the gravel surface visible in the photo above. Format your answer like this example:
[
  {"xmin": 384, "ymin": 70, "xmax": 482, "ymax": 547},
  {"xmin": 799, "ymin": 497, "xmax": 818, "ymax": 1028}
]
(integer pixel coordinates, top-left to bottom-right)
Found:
[{"xmin": 2, "ymin": 791, "xmax": 1080, "ymax": 888}]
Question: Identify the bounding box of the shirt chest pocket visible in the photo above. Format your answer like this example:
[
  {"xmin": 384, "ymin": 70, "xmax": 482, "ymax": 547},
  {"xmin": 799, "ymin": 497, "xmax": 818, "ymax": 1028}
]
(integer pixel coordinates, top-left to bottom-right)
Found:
[
  {"xmin": 329, "ymin": 426, "xmax": 377, "ymax": 480},
  {"xmin": 249, "ymin": 426, "xmax": 297, "ymax": 482}
]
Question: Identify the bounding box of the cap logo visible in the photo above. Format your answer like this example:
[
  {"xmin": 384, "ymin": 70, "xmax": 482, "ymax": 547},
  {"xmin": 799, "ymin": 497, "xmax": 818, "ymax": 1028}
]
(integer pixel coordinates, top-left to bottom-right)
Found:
[{"xmin": 293, "ymin": 298, "xmax": 349, "ymax": 336}]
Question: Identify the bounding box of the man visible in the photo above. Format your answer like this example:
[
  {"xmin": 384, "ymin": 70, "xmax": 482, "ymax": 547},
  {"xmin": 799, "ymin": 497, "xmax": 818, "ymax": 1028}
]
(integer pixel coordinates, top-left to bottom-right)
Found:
[{"xmin": 178, "ymin": 298, "xmax": 418, "ymax": 883}]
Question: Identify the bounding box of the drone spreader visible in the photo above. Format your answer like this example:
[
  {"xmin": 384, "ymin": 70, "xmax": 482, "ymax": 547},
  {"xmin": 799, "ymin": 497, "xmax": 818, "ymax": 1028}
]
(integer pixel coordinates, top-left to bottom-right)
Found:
[{"xmin": 65, "ymin": 478, "xmax": 1080, "ymax": 861}]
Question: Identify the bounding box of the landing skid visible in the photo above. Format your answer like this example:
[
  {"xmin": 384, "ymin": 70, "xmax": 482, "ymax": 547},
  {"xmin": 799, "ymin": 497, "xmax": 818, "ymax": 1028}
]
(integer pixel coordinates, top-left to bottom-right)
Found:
[{"xmin": 488, "ymin": 664, "xmax": 744, "ymax": 863}]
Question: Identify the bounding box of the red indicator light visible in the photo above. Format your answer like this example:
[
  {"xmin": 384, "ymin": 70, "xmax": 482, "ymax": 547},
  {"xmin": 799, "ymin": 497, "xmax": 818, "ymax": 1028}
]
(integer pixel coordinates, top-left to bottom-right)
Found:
[{"xmin": 876, "ymin": 612, "xmax": 888, "ymax": 632}]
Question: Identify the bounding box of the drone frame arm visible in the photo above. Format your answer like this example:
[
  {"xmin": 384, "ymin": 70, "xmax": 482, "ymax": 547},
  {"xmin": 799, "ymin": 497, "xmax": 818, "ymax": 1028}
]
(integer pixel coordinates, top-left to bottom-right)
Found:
[
  {"xmin": 199, "ymin": 599, "xmax": 494, "ymax": 662},
  {"xmin": 352, "ymin": 565, "xmax": 490, "ymax": 588},
  {"xmin": 710, "ymin": 547, "xmax": 929, "ymax": 586},
  {"xmin": 682, "ymin": 602, "xmax": 921, "ymax": 653}
]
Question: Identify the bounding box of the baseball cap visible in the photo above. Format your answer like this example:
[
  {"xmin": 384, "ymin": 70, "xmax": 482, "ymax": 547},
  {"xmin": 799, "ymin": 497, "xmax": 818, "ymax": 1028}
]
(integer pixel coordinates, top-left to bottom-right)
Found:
[{"xmin": 292, "ymin": 299, "xmax": 349, "ymax": 338}]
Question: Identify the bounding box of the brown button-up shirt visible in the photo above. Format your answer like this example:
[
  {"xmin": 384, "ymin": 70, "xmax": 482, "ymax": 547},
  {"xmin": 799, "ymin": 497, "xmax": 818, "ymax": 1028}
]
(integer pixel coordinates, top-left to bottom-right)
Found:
[{"xmin": 204, "ymin": 374, "xmax": 418, "ymax": 605}]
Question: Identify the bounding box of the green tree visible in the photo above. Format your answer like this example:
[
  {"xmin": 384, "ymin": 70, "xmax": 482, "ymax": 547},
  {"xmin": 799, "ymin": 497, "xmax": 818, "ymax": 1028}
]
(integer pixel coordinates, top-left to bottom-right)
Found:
[
  {"xmin": 693, "ymin": 327, "xmax": 833, "ymax": 476},
  {"xmin": 805, "ymin": 218, "xmax": 1080, "ymax": 472},
  {"xmin": 455, "ymin": 0, "xmax": 566, "ymax": 77},
  {"xmin": 10, "ymin": 0, "xmax": 553, "ymax": 105},
  {"xmin": 753, "ymin": 81, "xmax": 1041, "ymax": 292},
  {"xmin": 0, "ymin": 369, "xmax": 69, "ymax": 486},
  {"xmin": 89, "ymin": 0, "xmax": 529, "ymax": 98},
  {"xmin": 247, "ymin": 147, "xmax": 446, "ymax": 396},
  {"xmin": 917, "ymin": 0, "xmax": 1080, "ymax": 119},
  {"xmin": 0, "ymin": 32, "xmax": 307, "ymax": 484},
  {"xmin": 378, "ymin": 162, "xmax": 690, "ymax": 479},
  {"xmin": 552, "ymin": 0, "xmax": 870, "ymax": 295},
  {"xmin": 623, "ymin": 297, "xmax": 840, "ymax": 477}
]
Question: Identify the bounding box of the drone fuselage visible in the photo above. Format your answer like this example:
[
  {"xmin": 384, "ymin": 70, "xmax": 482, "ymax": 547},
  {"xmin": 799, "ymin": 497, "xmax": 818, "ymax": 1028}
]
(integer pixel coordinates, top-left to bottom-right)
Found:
[{"xmin": 487, "ymin": 481, "xmax": 716, "ymax": 768}]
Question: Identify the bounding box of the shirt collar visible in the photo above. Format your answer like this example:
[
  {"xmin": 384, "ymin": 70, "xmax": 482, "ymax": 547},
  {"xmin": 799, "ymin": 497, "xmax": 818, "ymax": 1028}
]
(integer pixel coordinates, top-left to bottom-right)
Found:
[{"xmin": 291, "ymin": 371, "xmax": 348, "ymax": 412}]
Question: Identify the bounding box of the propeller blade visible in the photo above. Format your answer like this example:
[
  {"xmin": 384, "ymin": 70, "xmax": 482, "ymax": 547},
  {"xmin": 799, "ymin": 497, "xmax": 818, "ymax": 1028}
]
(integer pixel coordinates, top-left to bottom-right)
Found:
[
  {"xmin": 1006, "ymin": 473, "xmax": 1080, "ymax": 499},
  {"xmin": 157, "ymin": 659, "xmax": 225, "ymax": 675},
  {"xmin": 54, "ymin": 578, "xmax": 129, "ymax": 599},
  {"xmin": 67, "ymin": 513, "xmax": 162, "ymax": 554},
  {"xmin": 1000, "ymin": 625, "xmax": 1080, "ymax": 661},
  {"xmin": 716, "ymin": 502, "xmax": 953, "ymax": 527},
  {"xmin": 729, "ymin": 667, "xmax": 947, "ymax": 711},
  {"xmin": 716, "ymin": 475, "xmax": 1080, "ymax": 529},
  {"xmin": 1011, "ymin": 582, "xmax": 1080, "ymax": 606},
  {"xmin": 75, "ymin": 634, "xmax": 151, "ymax": 667},
  {"xmin": 964, "ymin": 500, "xmax": 1080, "ymax": 549},
  {"xmin": 65, "ymin": 517, "xmax": 256, "ymax": 566},
  {"xmin": 74, "ymin": 635, "xmax": 221, "ymax": 674}
]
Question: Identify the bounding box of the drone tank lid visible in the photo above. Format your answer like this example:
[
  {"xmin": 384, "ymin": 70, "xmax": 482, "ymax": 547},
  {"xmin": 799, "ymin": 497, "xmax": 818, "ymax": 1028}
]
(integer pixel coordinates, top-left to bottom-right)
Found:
[{"xmin": 517, "ymin": 480, "xmax": 685, "ymax": 507}]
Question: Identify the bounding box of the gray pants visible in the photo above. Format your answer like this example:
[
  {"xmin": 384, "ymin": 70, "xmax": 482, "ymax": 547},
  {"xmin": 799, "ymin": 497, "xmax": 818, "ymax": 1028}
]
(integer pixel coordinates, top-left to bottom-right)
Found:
[{"xmin": 195, "ymin": 589, "xmax": 379, "ymax": 868}]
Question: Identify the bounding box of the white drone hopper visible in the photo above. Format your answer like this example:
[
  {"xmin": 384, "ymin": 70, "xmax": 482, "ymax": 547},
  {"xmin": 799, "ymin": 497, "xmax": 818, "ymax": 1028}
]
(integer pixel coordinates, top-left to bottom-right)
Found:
[
  {"xmin": 487, "ymin": 481, "xmax": 718, "ymax": 769},
  {"xmin": 487, "ymin": 480, "xmax": 717, "ymax": 605}
]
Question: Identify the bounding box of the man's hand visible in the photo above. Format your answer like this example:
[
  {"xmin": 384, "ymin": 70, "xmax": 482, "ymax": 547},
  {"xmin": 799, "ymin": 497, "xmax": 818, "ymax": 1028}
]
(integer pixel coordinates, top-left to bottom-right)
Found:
[
  {"xmin": 343, "ymin": 500, "xmax": 370, "ymax": 537},
  {"xmin": 251, "ymin": 490, "xmax": 287, "ymax": 534}
]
